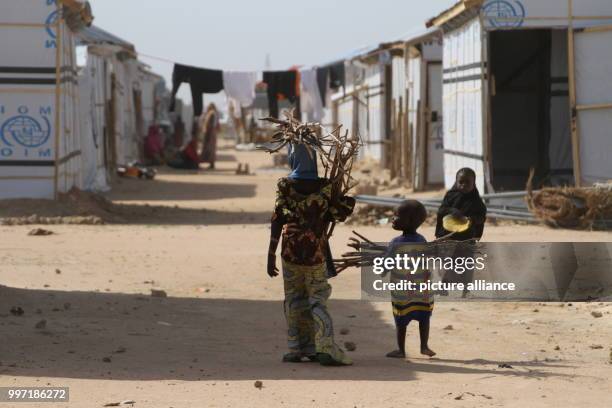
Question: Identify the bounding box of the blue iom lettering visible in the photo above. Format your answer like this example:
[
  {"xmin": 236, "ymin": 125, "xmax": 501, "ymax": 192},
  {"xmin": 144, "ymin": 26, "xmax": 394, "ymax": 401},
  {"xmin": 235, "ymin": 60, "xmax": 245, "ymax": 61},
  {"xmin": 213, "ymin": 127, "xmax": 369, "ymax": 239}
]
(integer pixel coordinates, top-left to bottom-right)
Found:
[
  {"xmin": 44, "ymin": 0, "xmax": 59, "ymax": 49},
  {"xmin": 39, "ymin": 148, "xmax": 52, "ymax": 158}
]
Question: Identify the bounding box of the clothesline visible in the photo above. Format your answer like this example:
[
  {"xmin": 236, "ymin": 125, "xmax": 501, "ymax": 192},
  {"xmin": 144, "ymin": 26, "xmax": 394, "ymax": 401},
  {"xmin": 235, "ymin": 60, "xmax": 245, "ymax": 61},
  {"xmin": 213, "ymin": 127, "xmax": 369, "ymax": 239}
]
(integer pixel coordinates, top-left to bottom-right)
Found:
[
  {"xmin": 139, "ymin": 50, "xmax": 345, "ymax": 121},
  {"xmin": 137, "ymin": 51, "xmax": 178, "ymax": 65},
  {"xmin": 137, "ymin": 51, "xmax": 337, "ymax": 76}
]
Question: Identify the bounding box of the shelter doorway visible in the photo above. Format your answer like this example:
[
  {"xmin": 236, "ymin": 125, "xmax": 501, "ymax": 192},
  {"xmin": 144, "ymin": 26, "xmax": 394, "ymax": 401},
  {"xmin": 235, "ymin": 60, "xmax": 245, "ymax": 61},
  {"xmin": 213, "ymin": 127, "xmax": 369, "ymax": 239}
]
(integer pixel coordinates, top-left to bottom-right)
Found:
[{"xmin": 489, "ymin": 29, "xmax": 573, "ymax": 191}]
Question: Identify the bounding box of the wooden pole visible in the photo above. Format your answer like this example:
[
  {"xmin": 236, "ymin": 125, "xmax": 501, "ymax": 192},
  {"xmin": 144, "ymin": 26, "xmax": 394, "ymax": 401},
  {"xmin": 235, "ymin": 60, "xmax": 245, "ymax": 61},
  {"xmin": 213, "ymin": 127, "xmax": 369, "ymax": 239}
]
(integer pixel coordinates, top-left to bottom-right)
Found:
[
  {"xmin": 53, "ymin": 1, "xmax": 63, "ymax": 199},
  {"xmin": 567, "ymin": 0, "xmax": 582, "ymax": 187}
]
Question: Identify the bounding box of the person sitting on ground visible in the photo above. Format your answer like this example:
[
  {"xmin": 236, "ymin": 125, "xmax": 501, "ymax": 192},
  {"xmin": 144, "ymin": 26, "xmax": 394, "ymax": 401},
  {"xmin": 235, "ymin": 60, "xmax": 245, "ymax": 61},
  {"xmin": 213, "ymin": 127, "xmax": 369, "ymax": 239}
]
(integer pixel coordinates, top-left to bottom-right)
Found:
[
  {"xmin": 435, "ymin": 167, "xmax": 487, "ymax": 241},
  {"xmin": 267, "ymin": 142, "xmax": 355, "ymax": 366},
  {"xmin": 167, "ymin": 125, "xmax": 200, "ymax": 170},
  {"xmin": 435, "ymin": 167, "xmax": 487, "ymax": 297},
  {"xmin": 385, "ymin": 200, "xmax": 436, "ymax": 359},
  {"xmin": 144, "ymin": 125, "xmax": 165, "ymax": 165}
]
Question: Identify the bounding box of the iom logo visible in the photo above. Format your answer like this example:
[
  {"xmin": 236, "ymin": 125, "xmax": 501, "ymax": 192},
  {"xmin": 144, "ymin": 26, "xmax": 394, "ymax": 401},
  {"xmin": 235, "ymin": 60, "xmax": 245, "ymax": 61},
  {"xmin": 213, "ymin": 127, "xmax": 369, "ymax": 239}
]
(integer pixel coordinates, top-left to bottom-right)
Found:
[
  {"xmin": 1, "ymin": 107, "xmax": 52, "ymax": 149},
  {"xmin": 45, "ymin": 10, "xmax": 58, "ymax": 39},
  {"xmin": 482, "ymin": 0, "xmax": 526, "ymax": 28},
  {"xmin": 44, "ymin": 0, "xmax": 59, "ymax": 48}
]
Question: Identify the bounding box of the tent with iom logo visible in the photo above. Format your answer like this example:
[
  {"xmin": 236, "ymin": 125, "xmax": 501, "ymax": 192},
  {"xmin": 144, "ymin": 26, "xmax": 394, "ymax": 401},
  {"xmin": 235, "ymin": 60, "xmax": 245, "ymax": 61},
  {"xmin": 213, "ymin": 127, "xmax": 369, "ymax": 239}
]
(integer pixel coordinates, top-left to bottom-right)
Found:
[{"xmin": 0, "ymin": 0, "xmax": 92, "ymax": 199}]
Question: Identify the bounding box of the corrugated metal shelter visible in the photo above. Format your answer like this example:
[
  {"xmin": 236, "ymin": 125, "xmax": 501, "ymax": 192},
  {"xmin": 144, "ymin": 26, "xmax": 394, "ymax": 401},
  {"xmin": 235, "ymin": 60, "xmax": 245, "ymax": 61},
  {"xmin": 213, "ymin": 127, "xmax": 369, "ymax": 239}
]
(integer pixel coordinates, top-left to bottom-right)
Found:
[
  {"xmin": 392, "ymin": 27, "xmax": 444, "ymax": 190},
  {"xmin": 430, "ymin": 0, "xmax": 612, "ymax": 192},
  {"xmin": 0, "ymin": 0, "xmax": 92, "ymax": 199},
  {"xmin": 331, "ymin": 43, "xmax": 400, "ymax": 166}
]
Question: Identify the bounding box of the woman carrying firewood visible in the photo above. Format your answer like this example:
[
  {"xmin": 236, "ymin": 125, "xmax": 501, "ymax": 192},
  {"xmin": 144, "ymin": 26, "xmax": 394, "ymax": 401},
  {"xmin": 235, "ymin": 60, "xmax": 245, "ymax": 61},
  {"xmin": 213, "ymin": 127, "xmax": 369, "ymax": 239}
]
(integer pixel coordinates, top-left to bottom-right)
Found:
[{"xmin": 266, "ymin": 141, "xmax": 356, "ymax": 366}]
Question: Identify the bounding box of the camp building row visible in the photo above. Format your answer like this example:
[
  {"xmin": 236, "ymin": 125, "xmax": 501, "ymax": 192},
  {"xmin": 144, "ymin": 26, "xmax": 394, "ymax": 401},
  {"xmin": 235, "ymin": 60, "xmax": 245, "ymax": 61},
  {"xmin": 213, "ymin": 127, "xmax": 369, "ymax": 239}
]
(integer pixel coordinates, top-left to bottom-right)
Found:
[
  {"xmin": 327, "ymin": 0, "xmax": 612, "ymax": 193},
  {"xmin": 0, "ymin": 0, "xmax": 169, "ymax": 199}
]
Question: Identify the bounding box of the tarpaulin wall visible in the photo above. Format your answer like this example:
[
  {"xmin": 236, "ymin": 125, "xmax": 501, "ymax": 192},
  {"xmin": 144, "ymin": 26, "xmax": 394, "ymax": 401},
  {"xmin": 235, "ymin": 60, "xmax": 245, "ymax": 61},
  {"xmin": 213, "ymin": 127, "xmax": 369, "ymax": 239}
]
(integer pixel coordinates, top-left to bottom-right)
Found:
[
  {"xmin": 406, "ymin": 35, "xmax": 444, "ymax": 190},
  {"xmin": 57, "ymin": 17, "xmax": 82, "ymax": 194},
  {"xmin": 112, "ymin": 57, "xmax": 139, "ymax": 165},
  {"xmin": 0, "ymin": 0, "xmax": 81, "ymax": 199},
  {"xmin": 78, "ymin": 51, "xmax": 109, "ymax": 191},
  {"xmin": 364, "ymin": 64, "xmax": 384, "ymax": 162},
  {"xmin": 139, "ymin": 69, "xmax": 157, "ymax": 133},
  {"xmin": 442, "ymin": 16, "xmax": 487, "ymax": 192}
]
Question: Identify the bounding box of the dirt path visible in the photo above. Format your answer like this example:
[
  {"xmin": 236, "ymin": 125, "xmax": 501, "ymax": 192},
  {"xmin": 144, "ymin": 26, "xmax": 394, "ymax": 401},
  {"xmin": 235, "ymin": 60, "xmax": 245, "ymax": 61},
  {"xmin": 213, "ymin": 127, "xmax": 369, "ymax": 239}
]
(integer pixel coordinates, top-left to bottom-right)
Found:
[{"xmin": 1, "ymin": 139, "xmax": 611, "ymax": 408}]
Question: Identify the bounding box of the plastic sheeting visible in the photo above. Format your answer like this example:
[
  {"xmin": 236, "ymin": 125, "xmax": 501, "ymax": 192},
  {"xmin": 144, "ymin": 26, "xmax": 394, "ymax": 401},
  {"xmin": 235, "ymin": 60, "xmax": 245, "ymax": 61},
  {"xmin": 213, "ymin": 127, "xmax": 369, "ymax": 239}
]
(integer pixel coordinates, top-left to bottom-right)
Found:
[
  {"xmin": 480, "ymin": 0, "xmax": 612, "ymax": 30},
  {"xmin": 442, "ymin": 17, "xmax": 486, "ymax": 192},
  {"xmin": 406, "ymin": 31, "xmax": 444, "ymax": 189},
  {"xmin": 0, "ymin": 0, "xmax": 81, "ymax": 199},
  {"xmin": 575, "ymin": 29, "xmax": 612, "ymax": 185},
  {"xmin": 364, "ymin": 64, "xmax": 384, "ymax": 162},
  {"xmin": 78, "ymin": 52, "xmax": 109, "ymax": 192}
]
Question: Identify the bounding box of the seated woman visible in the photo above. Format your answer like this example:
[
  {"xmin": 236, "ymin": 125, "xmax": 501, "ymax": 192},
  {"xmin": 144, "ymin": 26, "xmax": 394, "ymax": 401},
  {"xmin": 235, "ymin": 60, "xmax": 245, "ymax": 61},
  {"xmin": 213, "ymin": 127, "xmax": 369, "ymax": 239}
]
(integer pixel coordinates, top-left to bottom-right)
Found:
[
  {"xmin": 144, "ymin": 125, "xmax": 164, "ymax": 165},
  {"xmin": 167, "ymin": 127, "xmax": 200, "ymax": 170}
]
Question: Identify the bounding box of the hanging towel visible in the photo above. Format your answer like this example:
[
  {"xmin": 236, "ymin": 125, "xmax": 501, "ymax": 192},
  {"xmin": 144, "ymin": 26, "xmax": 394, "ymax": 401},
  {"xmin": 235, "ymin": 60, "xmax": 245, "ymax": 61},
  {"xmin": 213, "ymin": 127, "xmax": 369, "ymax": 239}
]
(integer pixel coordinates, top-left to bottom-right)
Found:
[
  {"xmin": 170, "ymin": 63, "xmax": 223, "ymax": 117},
  {"xmin": 262, "ymin": 70, "xmax": 297, "ymax": 118},
  {"xmin": 222, "ymin": 71, "xmax": 257, "ymax": 108},
  {"xmin": 299, "ymin": 67, "xmax": 324, "ymax": 122}
]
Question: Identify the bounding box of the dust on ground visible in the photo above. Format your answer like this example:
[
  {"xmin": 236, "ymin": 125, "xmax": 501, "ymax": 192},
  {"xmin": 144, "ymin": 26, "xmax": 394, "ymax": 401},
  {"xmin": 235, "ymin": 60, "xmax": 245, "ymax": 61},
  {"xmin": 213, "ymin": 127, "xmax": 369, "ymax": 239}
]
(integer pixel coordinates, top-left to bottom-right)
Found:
[{"xmin": 0, "ymin": 138, "xmax": 611, "ymax": 408}]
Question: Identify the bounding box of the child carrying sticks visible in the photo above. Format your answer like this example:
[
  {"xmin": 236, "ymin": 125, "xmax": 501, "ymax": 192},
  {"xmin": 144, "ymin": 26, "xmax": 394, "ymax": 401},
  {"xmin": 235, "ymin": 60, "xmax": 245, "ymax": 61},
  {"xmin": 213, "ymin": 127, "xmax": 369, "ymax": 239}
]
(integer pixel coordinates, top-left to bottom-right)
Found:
[{"xmin": 385, "ymin": 200, "xmax": 436, "ymax": 359}]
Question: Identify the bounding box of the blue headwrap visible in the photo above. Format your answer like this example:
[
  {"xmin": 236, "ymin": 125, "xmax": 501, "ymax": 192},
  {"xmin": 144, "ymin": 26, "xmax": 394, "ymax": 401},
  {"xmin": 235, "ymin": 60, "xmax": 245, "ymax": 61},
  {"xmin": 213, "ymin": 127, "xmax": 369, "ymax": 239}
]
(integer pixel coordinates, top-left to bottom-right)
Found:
[{"xmin": 288, "ymin": 142, "xmax": 318, "ymax": 180}]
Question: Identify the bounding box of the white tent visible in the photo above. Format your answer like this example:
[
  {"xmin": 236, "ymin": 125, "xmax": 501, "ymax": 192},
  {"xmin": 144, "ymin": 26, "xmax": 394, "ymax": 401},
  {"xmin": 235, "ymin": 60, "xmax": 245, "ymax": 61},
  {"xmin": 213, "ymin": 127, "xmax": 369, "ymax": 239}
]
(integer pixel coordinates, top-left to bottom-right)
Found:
[
  {"xmin": 77, "ymin": 46, "xmax": 110, "ymax": 192},
  {"xmin": 0, "ymin": 0, "xmax": 91, "ymax": 199},
  {"xmin": 76, "ymin": 25, "xmax": 153, "ymax": 191},
  {"xmin": 430, "ymin": 0, "xmax": 612, "ymax": 192}
]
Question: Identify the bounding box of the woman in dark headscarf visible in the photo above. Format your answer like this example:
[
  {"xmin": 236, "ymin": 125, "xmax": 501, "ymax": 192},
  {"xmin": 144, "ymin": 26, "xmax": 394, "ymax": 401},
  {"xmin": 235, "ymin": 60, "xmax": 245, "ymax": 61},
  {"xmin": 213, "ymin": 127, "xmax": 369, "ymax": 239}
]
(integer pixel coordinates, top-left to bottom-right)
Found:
[
  {"xmin": 435, "ymin": 168, "xmax": 487, "ymax": 297},
  {"xmin": 266, "ymin": 142, "xmax": 355, "ymax": 366},
  {"xmin": 435, "ymin": 168, "xmax": 487, "ymax": 241}
]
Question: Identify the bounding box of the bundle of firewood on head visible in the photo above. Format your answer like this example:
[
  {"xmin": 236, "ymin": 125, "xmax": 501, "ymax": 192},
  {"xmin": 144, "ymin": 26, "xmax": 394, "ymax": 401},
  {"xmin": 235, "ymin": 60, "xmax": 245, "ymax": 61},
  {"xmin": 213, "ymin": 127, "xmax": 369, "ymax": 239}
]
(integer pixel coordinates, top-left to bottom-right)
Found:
[
  {"xmin": 258, "ymin": 110, "xmax": 361, "ymax": 203},
  {"xmin": 526, "ymin": 170, "xmax": 612, "ymax": 230},
  {"xmin": 258, "ymin": 110, "xmax": 361, "ymax": 277}
]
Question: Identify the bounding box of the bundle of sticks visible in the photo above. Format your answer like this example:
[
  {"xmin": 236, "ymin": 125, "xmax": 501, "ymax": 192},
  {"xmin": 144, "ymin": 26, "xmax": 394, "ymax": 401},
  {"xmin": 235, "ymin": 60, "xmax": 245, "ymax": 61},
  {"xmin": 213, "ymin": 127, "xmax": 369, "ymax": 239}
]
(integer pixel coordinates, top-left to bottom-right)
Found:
[
  {"xmin": 333, "ymin": 231, "xmax": 387, "ymax": 274},
  {"xmin": 333, "ymin": 231, "xmax": 480, "ymax": 274},
  {"xmin": 259, "ymin": 111, "xmax": 361, "ymax": 277},
  {"xmin": 258, "ymin": 110, "xmax": 361, "ymax": 202}
]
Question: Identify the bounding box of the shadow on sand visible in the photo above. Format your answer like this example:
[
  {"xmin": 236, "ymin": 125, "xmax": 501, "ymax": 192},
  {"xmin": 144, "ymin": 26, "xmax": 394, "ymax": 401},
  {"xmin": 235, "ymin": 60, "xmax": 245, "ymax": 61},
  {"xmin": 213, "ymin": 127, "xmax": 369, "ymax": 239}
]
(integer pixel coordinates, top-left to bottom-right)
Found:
[
  {"xmin": 108, "ymin": 177, "xmax": 256, "ymax": 202},
  {"xmin": 0, "ymin": 286, "xmax": 575, "ymax": 382}
]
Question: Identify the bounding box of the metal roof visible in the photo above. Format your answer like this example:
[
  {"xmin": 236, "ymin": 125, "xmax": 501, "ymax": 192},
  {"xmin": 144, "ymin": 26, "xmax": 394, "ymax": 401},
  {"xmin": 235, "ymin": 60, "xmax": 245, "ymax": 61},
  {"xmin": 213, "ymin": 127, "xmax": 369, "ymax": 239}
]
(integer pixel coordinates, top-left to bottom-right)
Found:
[
  {"xmin": 76, "ymin": 25, "xmax": 135, "ymax": 51},
  {"xmin": 396, "ymin": 26, "xmax": 442, "ymax": 45}
]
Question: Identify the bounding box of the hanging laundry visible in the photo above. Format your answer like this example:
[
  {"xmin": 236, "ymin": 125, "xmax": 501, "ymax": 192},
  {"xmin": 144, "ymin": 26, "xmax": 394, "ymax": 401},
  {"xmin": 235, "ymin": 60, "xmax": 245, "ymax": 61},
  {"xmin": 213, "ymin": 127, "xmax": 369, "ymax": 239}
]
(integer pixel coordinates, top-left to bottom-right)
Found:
[
  {"xmin": 223, "ymin": 71, "xmax": 258, "ymax": 108},
  {"xmin": 262, "ymin": 70, "xmax": 297, "ymax": 118},
  {"xmin": 328, "ymin": 61, "xmax": 345, "ymax": 89},
  {"xmin": 223, "ymin": 70, "xmax": 258, "ymax": 119},
  {"xmin": 316, "ymin": 66, "xmax": 329, "ymax": 107},
  {"xmin": 170, "ymin": 63, "xmax": 223, "ymax": 117},
  {"xmin": 299, "ymin": 67, "xmax": 324, "ymax": 122}
]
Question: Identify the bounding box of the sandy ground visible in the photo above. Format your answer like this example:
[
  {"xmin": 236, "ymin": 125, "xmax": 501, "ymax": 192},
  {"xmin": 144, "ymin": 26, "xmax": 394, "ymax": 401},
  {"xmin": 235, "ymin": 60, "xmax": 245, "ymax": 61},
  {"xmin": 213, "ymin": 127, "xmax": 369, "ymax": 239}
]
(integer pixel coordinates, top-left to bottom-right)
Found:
[{"xmin": 1, "ymin": 140, "xmax": 611, "ymax": 408}]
